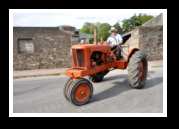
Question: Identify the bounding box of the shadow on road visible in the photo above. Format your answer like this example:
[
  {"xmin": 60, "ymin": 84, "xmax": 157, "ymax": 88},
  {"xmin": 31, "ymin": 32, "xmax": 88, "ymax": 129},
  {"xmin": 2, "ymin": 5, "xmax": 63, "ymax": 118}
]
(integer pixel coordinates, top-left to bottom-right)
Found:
[
  {"xmin": 145, "ymin": 77, "xmax": 163, "ymax": 89},
  {"xmin": 91, "ymin": 73, "xmax": 163, "ymax": 103}
]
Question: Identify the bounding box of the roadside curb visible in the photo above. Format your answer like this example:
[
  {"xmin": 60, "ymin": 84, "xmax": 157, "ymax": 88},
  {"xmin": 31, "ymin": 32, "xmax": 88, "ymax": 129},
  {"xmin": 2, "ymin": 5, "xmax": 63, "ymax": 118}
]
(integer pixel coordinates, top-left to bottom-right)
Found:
[
  {"xmin": 13, "ymin": 69, "xmax": 67, "ymax": 79},
  {"xmin": 13, "ymin": 73, "xmax": 65, "ymax": 79}
]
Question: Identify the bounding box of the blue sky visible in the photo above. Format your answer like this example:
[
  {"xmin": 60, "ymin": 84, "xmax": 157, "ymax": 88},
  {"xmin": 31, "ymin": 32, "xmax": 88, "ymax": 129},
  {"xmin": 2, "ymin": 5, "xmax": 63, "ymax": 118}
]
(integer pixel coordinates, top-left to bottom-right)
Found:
[{"xmin": 13, "ymin": 9, "xmax": 164, "ymax": 29}]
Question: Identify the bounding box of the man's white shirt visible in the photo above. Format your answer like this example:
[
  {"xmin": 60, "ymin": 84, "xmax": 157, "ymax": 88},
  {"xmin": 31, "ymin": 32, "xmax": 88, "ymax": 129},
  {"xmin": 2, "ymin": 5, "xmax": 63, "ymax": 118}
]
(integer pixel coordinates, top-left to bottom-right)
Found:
[{"xmin": 107, "ymin": 34, "xmax": 123, "ymax": 47}]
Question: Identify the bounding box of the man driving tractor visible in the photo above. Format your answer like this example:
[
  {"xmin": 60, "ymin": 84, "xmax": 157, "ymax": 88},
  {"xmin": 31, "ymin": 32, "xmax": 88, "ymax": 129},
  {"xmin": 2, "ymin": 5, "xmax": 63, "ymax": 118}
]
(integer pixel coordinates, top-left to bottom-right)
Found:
[{"xmin": 106, "ymin": 27, "xmax": 123, "ymax": 59}]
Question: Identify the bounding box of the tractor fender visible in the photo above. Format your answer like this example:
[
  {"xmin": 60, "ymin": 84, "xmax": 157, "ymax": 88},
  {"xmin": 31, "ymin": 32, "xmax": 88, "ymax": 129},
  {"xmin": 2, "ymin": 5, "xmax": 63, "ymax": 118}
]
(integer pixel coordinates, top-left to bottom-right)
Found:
[{"xmin": 127, "ymin": 48, "xmax": 140, "ymax": 63}]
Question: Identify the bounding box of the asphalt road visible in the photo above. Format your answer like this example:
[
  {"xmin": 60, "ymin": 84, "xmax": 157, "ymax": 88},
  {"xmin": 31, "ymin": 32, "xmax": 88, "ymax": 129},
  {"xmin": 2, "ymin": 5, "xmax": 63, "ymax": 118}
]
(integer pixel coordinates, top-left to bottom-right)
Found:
[{"xmin": 13, "ymin": 61, "xmax": 163, "ymax": 113}]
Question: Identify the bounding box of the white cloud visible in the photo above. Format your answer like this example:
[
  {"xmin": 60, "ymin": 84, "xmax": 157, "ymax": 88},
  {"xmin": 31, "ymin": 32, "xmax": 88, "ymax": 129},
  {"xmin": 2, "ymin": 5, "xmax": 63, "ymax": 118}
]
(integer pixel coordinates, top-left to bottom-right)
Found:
[{"xmin": 13, "ymin": 9, "xmax": 164, "ymax": 29}]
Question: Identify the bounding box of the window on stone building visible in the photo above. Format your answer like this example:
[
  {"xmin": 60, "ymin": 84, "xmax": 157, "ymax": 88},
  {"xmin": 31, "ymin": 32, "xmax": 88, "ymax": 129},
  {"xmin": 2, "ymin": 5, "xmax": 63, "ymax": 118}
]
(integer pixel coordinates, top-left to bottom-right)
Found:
[{"xmin": 18, "ymin": 38, "xmax": 34, "ymax": 54}]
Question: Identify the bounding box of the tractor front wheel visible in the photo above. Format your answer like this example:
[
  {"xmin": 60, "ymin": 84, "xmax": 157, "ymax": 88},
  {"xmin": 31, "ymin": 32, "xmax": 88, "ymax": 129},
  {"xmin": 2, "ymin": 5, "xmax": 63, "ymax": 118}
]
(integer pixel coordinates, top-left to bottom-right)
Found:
[
  {"xmin": 64, "ymin": 78, "xmax": 93, "ymax": 106},
  {"xmin": 63, "ymin": 77, "xmax": 73, "ymax": 100},
  {"xmin": 128, "ymin": 50, "xmax": 148, "ymax": 89}
]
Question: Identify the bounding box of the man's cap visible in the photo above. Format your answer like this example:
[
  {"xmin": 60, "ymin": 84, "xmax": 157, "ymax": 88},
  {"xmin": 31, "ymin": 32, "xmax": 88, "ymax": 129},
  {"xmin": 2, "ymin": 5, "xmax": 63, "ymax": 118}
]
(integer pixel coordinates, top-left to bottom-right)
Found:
[{"xmin": 109, "ymin": 27, "xmax": 118, "ymax": 33}]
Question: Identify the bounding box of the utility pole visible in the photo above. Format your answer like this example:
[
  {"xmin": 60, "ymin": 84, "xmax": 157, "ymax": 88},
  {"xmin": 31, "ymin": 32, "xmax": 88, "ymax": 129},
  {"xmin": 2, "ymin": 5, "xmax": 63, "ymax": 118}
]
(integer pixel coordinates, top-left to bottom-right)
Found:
[
  {"xmin": 94, "ymin": 27, "xmax": 97, "ymax": 44},
  {"xmin": 100, "ymin": 37, "xmax": 103, "ymax": 43}
]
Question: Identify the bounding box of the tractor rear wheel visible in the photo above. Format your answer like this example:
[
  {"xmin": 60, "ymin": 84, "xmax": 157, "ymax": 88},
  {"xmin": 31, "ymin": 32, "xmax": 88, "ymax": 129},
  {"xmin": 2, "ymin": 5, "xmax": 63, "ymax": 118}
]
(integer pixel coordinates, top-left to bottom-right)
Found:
[
  {"xmin": 64, "ymin": 78, "xmax": 93, "ymax": 106},
  {"xmin": 128, "ymin": 50, "xmax": 148, "ymax": 89}
]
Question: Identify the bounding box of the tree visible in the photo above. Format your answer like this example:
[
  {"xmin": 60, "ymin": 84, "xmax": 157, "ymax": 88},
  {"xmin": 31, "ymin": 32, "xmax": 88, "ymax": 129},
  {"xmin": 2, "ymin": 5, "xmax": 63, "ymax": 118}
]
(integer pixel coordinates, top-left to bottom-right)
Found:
[
  {"xmin": 138, "ymin": 14, "xmax": 154, "ymax": 24},
  {"xmin": 122, "ymin": 14, "xmax": 154, "ymax": 33},
  {"xmin": 80, "ymin": 22, "xmax": 111, "ymax": 42},
  {"xmin": 80, "ymin": 22, "xmax": 96, "ymax": 43},
  {"xmin": 122, "ymin": 19, "xmax": 134, "ymax": 33},
  {"xmin": 80, "ymin": 22, "xmax": 96, "ymax": 34},
  {"xmin": 113, "ymin": 22, "xmax": 123, "ymax": 34},
  {"xmin": 97, "ymin": 23, "xmax": 111, "ymax": 41}
]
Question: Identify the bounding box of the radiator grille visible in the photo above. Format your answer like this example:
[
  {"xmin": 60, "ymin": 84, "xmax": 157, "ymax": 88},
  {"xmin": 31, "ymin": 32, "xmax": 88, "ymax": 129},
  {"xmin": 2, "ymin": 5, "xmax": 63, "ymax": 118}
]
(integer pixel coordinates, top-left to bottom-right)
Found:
[
  {"xmin": 72, "ymin": 49, "xmax": 84, "ymax": 67},
  {"xmin": 76, "ymin": 49, "xmax": 84, "ymax": 67}
]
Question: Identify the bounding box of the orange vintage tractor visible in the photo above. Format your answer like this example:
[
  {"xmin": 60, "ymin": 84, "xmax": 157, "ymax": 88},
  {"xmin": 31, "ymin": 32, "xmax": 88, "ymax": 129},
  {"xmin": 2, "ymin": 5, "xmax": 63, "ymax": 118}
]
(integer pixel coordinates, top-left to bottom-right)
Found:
[{"xmin": 64, "ymin": 34, "xmax": 148, "ymax": 106}]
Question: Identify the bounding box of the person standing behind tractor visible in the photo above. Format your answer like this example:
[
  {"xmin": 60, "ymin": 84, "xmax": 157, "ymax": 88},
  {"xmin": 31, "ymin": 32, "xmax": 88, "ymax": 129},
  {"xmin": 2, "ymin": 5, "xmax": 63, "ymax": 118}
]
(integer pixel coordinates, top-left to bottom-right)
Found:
[{"xmin": 106, "ymin": 27, "xmax": 123, "ymax": 59}]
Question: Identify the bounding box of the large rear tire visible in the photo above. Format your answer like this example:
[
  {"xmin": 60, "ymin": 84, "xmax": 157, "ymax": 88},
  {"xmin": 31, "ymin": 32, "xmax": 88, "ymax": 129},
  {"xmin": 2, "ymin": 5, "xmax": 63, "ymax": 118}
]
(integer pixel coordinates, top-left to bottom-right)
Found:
[{"xmin": 128, "ymin": 51, "xmax": 148, "ymax": 89}]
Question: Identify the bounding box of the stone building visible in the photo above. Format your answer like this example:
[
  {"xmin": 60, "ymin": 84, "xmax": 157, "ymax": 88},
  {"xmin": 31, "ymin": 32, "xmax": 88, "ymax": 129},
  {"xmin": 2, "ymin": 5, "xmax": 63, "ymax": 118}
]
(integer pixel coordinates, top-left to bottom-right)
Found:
[
  {"xmin": 125, "ymin": 14, "xmax": 163, "ymax": 60},
  {"xmin": 13, "ymin": 25, "xmax": 93, "ymax": 70},
  {"xmin": 13, "ymin": 26, "xmax": 76, "ymax": 70}
]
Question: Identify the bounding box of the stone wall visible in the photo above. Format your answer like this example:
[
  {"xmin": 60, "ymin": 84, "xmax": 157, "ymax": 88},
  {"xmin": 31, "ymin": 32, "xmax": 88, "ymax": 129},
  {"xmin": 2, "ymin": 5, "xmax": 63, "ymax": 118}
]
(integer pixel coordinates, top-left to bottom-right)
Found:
[
  {"xmin": 125, "ymin": 28, "xmax": 139, "ymax": 49},
  {"xmin": 13, "ymin": 27, "xmax": 72, "ymax": 70},
  {"xmin": 125, "ymin": 26, "xmax": 163, "ymax": 61},
  {"xmin": 139, "ymin": 26, "xmax": 163, "ymax": 60}
]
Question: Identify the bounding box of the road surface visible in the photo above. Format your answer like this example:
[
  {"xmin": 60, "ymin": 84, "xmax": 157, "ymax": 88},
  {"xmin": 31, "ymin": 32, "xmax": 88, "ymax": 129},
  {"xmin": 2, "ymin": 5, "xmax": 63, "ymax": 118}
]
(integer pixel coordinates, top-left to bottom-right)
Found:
[{"xmin": 13, "ymin": 61, "xmax": 163, "ymax": 113}]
